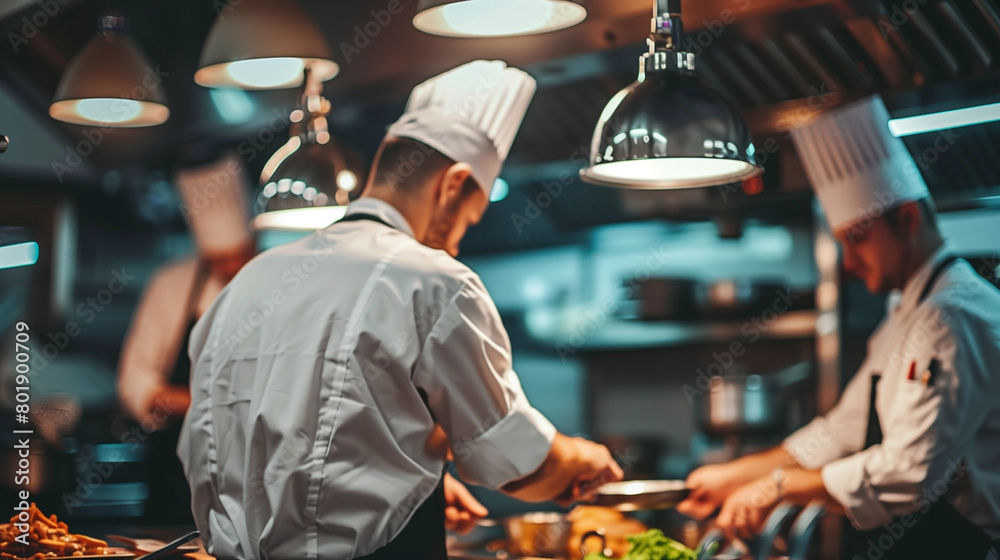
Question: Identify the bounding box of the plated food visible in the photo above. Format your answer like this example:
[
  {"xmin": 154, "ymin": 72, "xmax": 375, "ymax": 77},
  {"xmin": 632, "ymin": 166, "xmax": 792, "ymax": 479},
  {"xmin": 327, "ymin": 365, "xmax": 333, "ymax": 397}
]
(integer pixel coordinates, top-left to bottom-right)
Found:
[{"xmin": 0, "ymin": 504, "xmax": 127, "ymax": 560}]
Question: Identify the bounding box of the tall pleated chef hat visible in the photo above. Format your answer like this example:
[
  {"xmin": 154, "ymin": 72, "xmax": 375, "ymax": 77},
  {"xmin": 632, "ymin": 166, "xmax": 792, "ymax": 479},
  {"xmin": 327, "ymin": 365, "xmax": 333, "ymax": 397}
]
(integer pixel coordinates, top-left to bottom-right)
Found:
[
  {"xmin": 386, "ymin": 60, "xmax": 537, "ymax": 196},
  {"xmin": 790, "ymin": 95, "xmax": 930, "ymax": 231},
  {"xmin": 175, "ymin": 151, "xmax": 253, "ymax": 255}
]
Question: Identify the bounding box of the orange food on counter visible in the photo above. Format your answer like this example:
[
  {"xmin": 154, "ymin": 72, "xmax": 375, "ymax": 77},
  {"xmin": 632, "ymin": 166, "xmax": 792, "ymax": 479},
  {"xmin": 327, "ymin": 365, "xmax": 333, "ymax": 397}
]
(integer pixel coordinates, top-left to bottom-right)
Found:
[{"xmin": 0, "ymin": 503, "xmax": 110, "ymax": 559}]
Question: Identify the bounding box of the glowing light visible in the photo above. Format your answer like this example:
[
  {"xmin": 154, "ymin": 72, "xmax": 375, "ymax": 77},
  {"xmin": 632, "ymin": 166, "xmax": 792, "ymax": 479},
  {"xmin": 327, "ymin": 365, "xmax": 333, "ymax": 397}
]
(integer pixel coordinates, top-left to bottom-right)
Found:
[
  {"xmin": 209, "ymin": 88, "xmax": 255, "ymax": 125},
  {"xmin": 251, "ymin": 207, "xmax": 348, "ymax": 231},
  {"xmin": 226, "ymin": 58, "xmax": 305, "ymax": 89},
  {"xmin": 336, "ymin": 170, "xmax": 358, "ymax": 191},
  {"xmin": 888, "ymin": 102, "xmax": 1000, "ymax": 137},
  {"xmin": 0, "ymin": 242, "xmax": 39, "ymax": 270},
  {"xmin": 584, "ymin": 158, "xmax": 756, "ymax": 189},
  {"xmin": 74, "ymin": 98, "xmax": 142, "ymax": 123},
  {"xmin": 414, "ymin": 0, "xmax": 586, "ymax": 37},
  {"xmin": 490, "ymin": 178, "xmax": 509, "ymax": 202}
]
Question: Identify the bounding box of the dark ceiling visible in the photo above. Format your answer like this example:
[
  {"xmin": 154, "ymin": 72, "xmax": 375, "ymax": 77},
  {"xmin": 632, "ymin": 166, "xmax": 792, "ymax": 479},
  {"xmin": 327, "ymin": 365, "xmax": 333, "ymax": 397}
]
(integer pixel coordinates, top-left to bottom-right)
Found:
[{"xmin": 1, "ymin": 0, "xmax": 999, "ymax": 251}]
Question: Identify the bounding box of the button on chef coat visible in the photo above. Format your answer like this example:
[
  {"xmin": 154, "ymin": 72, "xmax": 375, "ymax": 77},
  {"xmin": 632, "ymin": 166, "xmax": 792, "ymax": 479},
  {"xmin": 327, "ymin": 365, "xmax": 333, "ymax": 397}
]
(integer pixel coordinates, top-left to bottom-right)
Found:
[
  {"xmin": 177, "ymin": 198, "xmax": 557, "ymax": 559},
  {"xmin": 784, "ymin": 246, "xmax": 1000, "ymax": 537}
]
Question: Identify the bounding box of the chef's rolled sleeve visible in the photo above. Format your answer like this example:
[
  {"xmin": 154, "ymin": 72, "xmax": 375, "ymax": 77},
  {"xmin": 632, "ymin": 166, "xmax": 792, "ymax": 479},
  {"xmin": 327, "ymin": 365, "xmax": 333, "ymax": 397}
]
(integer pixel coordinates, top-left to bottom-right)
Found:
[
  {"xmin": 821, "ymin": 451, "xmax": 894, "ymax": 529},
  {"xmin": 413, "ymin": 276, "xmax": 556, "ymax": 490},
  {"xmin": 450, "ymin": 392, "xmax": 556, "ymax": 489},
  {"xmin": 783, "ymin": 363, "xmax": 872, "ymax": 470}
]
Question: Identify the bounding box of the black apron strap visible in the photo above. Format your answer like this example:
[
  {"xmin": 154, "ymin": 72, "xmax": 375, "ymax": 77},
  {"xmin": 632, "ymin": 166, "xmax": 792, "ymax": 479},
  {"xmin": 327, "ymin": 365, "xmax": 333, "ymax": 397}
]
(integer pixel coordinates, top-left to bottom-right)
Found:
[
  {"xmin": 917, "ymin": 255, "xmax": 961, "ymax": 305},
  {"xmin": 146, "ymin": 262, "xmax": 208, "ymax": 523},
  {"xmin": 354, "ymin": 478, "xmax": 447, "ymax": 560},
  {"xmin": 863, "ymin": 254, "xmax": 963, "ymax": 450},
  {"xmin": 337, "ymin": 212, "xmax": 397, "ymax": 230},
  {"xmin": 863, "ymin": 374, "xmax": 883, "ymax": 448}
]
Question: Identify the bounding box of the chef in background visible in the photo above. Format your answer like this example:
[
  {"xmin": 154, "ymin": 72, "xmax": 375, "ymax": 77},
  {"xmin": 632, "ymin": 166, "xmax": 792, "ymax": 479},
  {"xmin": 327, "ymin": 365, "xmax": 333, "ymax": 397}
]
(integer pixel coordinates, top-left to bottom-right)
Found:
[
  {"xmin": 118, "ymin": 152, "xmax": 256, "ymax": 522},
  {"xmin": 678, "ymin": 95, "xmax": 1000, "ymax": 559},
  {"xmin": 179, "ymin": 60, "xmax": 622, "ymax": 560}
]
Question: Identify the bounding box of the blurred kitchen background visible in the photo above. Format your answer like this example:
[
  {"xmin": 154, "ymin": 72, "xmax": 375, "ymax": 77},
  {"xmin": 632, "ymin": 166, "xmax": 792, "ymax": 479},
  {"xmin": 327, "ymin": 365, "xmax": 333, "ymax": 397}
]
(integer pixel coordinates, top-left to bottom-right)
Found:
[{"xmin": 1, "ymin": 0, "xmax": 999, "ymax": 547}]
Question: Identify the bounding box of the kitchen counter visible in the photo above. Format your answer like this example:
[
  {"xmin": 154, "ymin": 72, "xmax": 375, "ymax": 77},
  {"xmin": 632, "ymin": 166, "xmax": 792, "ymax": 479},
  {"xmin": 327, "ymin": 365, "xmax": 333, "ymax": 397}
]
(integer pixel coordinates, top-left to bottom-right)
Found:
[{"xmin": 72, "ymin": 524, "xmax": 212, "ymax": 560}]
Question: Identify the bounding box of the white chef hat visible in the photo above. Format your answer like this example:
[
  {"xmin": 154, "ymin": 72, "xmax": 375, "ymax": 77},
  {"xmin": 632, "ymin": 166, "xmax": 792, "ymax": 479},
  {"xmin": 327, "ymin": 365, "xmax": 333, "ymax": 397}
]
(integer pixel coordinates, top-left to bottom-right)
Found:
[
  {"xmin": 175, "ymin": 152, "xmax": 253, "ymax": 255},
  {"xmin": 790, "ymin": 95, "xmax": 929, "ymax": 231},
  {"xmin": 386, "ymin": 60, "xmax": 537, "ymax": 196}
]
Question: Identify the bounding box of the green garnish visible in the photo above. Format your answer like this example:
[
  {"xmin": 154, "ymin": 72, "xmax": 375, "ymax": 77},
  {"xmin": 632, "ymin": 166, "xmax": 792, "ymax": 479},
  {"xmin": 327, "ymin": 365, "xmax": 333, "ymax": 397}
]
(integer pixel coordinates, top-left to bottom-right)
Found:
[{"xmin": 583, "ymin": 529, "xmax": 697, "ymax": 560}]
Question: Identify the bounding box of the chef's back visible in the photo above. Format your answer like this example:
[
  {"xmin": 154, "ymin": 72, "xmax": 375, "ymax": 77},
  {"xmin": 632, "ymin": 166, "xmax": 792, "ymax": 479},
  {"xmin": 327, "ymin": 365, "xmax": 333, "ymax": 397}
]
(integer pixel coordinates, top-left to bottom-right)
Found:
[{"xmin": 177, "ymin": 206, "xmax": 551, "ymax": 559}]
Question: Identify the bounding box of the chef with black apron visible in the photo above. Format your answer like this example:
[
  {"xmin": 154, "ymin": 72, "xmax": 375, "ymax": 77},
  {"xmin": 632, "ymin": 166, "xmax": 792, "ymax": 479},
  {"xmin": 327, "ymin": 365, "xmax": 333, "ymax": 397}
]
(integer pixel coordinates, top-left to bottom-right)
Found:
[
  {"xmin": 118, "ymin": 153, "xmax": 256, "ymax": 522},
  {"xmin": 178, "ymin": 60, "xmax": 622, "ymax": 560},
  {"xmin": 678, "ymin": 96, "xmax": 1000, "ymax": 559}
]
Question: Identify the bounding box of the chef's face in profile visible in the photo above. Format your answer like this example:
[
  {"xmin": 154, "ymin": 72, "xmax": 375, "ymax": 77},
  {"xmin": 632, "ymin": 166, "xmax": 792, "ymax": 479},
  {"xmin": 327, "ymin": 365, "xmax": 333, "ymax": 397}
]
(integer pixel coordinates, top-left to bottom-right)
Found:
[
  {"xmin": 833, "ymin": 200, "xmax": 922, "ymax": 294},
  {"xmin": 423, "ymin": 174, "xmax": 488, "ymax": 258}
]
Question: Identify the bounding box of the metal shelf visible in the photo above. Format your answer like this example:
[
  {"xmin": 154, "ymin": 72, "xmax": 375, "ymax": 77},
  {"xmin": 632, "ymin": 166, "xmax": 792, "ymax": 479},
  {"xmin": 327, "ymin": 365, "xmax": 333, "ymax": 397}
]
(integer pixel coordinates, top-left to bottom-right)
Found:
[{"xmin": 535, "ymin": 310, "xmax": 818, "ymax": 351}]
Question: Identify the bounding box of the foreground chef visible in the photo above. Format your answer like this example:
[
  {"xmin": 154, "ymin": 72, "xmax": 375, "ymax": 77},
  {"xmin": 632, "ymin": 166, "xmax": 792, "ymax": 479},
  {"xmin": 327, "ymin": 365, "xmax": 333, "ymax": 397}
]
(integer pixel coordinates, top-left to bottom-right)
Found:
[
  {"xmin": 118, "ymin": 152, "xmax": 255, "ymax": 522},
  {"xmin": 678, "ymin": 95, "xmax": 1000, "ymax": 559},
  {"xmin": 178, "ymin": 60, "xmax": 622, "ymax": 560}
]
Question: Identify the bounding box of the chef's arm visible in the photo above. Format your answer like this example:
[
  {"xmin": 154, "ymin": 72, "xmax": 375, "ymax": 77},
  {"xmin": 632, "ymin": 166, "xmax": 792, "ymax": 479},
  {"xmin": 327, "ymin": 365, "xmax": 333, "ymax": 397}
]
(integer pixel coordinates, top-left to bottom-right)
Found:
[
  {"xmin": 118, "ymin": 266, "xmax": 183, "ymax": 426},
  {"xmin": 499, "ymin": 432, "xmax": 623, "ymax": 505},
  {"xmin": 777, "ymin": 469, "xmax": 845, "ymax": 514},
  {"xmin": 679, "ymin": 446, "xmax": 802, "ymax": 519}
]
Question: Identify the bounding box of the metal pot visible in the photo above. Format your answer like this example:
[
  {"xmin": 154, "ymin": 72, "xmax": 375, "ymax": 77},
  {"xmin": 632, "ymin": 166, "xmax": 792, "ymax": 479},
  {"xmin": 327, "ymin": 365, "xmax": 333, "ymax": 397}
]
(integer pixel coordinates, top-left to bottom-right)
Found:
[
  {"xmin": 700, "ymin": 362, "xmax": 811, "ymax": 437},
  {"xmin": 481, "ymin": 512, "xmax": 572, "ymax": 558}
]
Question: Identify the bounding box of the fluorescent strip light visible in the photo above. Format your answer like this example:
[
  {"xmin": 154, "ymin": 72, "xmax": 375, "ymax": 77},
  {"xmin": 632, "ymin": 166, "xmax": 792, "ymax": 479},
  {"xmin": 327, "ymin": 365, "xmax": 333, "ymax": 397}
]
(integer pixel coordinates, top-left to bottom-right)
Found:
[
  {"xmin": 888, "ymin": 102, "xmax": 1000, "ymax": 137},
  {"xmin": 0, "ymin": 242, "xmax": 39, "ymax": 270}
]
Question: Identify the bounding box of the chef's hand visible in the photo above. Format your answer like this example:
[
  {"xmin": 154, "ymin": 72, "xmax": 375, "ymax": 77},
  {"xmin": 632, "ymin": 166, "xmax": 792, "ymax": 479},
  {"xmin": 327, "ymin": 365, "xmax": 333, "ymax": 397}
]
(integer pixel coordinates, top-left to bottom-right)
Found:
[
  {"xmin": 443, "ymin": 472, "xmax": 488, "ymax": 534},
  {"xmin": 499, "ymin": 434, "xmax": 622, "ymax": 505},
  {"xmin": 145, "ymin": 385, "xmax": 191, "ymax": 430},
  {"xmin": 678, "ymin": 462, "xmax": 755, "ymax": 520},
  {"xmin": 554, "ymin": 438, "xmax": 624, "ymax": 506},
  {"xmin": 715, "ymin": 476, "xmax": 781, "ymax": 543}
]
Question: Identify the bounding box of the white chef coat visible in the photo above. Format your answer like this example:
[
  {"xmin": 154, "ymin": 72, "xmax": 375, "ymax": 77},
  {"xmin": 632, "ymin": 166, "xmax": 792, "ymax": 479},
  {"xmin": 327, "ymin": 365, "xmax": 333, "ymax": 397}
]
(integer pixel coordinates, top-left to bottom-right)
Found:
[
  {"xmin": 118, "ymin": 258, "xmax": 227, "ymax": 424},
  {"xmin": 178, "ymin": 198, "xmax": 557, "ymax": 560},
  {"xmin": 784, "ymin": 245, "xmax": 1000, "ymax": 537}
]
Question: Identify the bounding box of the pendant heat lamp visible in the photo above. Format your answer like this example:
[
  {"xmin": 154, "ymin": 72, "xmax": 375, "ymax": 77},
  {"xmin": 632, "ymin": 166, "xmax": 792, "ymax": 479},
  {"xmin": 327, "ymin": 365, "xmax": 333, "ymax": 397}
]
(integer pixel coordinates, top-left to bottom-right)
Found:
[
  {"xmin": 580, "ymin": 0, "xmax": 761, "ymax": 189},
  {"xmin": 414, "ymin": 0, "xmax": 586, "ymax": 37},
  {"xmin": 252, "ymin": 70, "xmax": 364, "ymax": 232},
  {"xmin": 195, "ymin": 0, "xmax": 338, "ymax": 90},
  {"xmin": 49, "ymin": 15, "xmax": 169, "ymax": 127}
]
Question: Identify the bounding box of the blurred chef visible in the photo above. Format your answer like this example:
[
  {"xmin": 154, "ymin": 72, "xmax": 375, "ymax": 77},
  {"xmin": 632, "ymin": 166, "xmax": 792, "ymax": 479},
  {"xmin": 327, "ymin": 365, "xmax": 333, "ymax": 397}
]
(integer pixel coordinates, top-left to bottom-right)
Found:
[
  {"xmin": 118, "ymin": 152, "xmax": 256, "ymax": 522},
  {"xmin": 178, "ymin": 60, "xmax": 622, "ymax": 560},
  {"xmin": 678, "ymin": 96, "xmax": 1000, "ymax": 559}
]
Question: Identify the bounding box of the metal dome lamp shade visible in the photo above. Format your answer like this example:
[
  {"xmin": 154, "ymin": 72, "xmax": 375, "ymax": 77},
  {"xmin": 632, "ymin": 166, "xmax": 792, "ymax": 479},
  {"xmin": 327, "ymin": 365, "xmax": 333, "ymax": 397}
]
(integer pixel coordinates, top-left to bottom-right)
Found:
[
  {"xmin": 49, "ymin": 15, "xmax": 169, "ymax": 127},
  {"xmin": 580, "ymin": 0, "xmax": 761, "ymax": 189},
  {"xmin": 252, "ymin": 70, "xmax": 363, "ymax": 232},
  {"xmin": 195, "ymin": 0, "xmax": 338, "ymax": 90},
  {"xmin": 413, "ymin": 0, "xmax": 586, "ymax": 37}
]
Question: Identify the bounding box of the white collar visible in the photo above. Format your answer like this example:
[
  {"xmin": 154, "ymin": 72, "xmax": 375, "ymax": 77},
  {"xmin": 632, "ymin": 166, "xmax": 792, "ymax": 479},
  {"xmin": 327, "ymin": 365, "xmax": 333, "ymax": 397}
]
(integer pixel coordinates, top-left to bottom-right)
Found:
[{"xmin": 341, "ymin": 198, "xmax": 416, "ymax": 239}]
